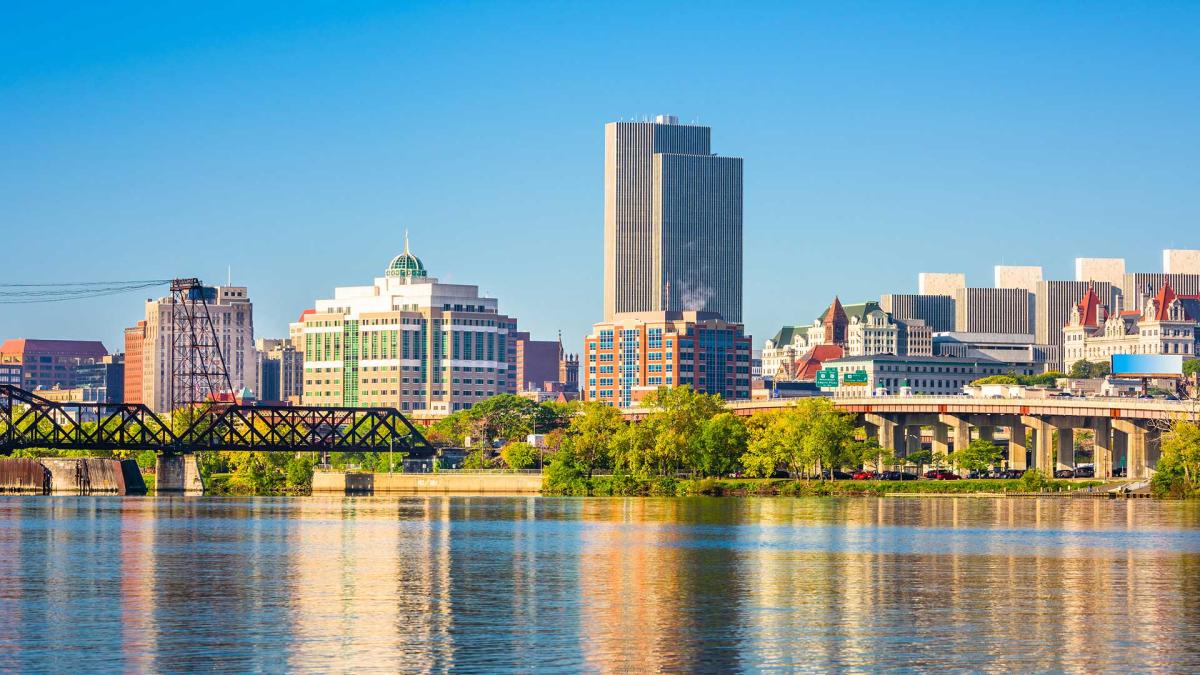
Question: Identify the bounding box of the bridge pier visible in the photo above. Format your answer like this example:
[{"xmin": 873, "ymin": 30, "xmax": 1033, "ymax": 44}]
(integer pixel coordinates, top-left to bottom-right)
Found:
[
  {"xmin": 1092, "ymin": 418, "xmax": 1112, "ymax": 479},
  {"xmin": 1023, "ymin": 416, "xmax": 1054, "ymax": 473},
  {"xmin": 156, "ymin": 454, "xmax": 205, "ymax": 495},
  {"xmin": 977, "ymin": 425, "xmax": 995, "ymax": 444},
  {"xmin": 1055, "ymin": 420, "xmax": 1075, "ymax": 472},
  {"xmin": 1007, "ymin": 420, "xmax": 1028, "ymax": 470}
]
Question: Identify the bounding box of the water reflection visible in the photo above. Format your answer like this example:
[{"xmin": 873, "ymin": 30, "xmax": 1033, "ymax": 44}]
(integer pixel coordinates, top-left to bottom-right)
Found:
[{"xmin": 0, "ymin": 496, "xmax": 1199, "ymax": 672}]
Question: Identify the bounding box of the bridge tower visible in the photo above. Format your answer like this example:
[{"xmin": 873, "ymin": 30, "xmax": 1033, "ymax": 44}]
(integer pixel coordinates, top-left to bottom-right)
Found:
[{"xmin": 168, "ymin": 278, "xmax": 235, "ymax": 412}]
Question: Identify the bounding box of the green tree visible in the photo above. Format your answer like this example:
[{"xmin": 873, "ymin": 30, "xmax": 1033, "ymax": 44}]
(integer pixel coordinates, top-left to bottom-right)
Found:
[
  {"xmin": 500, "ymin": 442, "xmax": 537, "ymax": 472},
  {"xmin": 1069, "ymin": 360, "xmax": 1111, "ymax": 379},
  {"xmin": 949, "ymin": 438, "xmax": 1005, "ymax": 473},
  {"xmin": 466, "ymin": 394, "xmax": 543, "ymax": 445},
  {"xmin": 562, "ymin": 402, "xmax": 623, "ymax": 478},
  {"xmin": 973, "ymin": 375, "xmax": 1018, "ymax": 385},
  {"xmin": 285, "ymin": 455, "xmax": 315, "ymax": 489},
  {"xmin": 904, "ymin": 448, "xmax": 933, "ymax": 470},
  {"xmin": 1159, "ymin": 421, "xmax": 1200, "ymax": 484},
  {"xmin": 1183, "ymin": 359, "xmax": 1200, "ymax": 378},
  {"xmin": 639, "ymin": 385, "xmax": 724, "ymax": 476},
  {"xmin": 695, "ymin": 413, "xmax": 747, "ymax": 477},
  {"xmin": 739, "ymin": 398, "xmax": 858, "ymax": 479}
]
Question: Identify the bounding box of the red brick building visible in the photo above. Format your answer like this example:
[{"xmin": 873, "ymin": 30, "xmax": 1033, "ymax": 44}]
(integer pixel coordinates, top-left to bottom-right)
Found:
[
  {"xmin": 0, "ymin": 338, "xmax": 108, "ymax": 391},
  {"xmin": 123, "ymin": 321, "xmax": 146, "ymax": 405}
]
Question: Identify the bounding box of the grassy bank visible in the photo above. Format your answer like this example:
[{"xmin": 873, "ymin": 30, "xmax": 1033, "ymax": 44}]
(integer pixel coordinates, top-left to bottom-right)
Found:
[{"xmin": 546, "ymin": 476, "xmax": 1108, "ymax": 497}]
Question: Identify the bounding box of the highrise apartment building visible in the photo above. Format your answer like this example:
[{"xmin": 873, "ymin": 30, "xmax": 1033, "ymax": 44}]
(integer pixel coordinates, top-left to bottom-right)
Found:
[
  {"xmin": 603, "ymin": 115, "xmax": 743, "ymax": 322},
  {"xmin": 125, "ymin": 286, "xmax": 257, "ymax": 413},
  {"xmin": 298, "ymin": 242, "xmax": 517, "ymax": 415},
  {"xmin": 954, "ymin": 288, "xmax": 1033, "ymax": 334}
]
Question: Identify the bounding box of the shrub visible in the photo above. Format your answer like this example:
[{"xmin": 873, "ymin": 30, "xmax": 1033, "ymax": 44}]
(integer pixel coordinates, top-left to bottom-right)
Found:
[{"xmin": 1021, "ymin": 469, "xmax": 1050, "ymax": 491}]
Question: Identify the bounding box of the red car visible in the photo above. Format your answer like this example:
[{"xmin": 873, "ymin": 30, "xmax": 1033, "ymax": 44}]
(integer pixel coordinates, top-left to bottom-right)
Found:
[
  {"xmin": 851, "ymin": 470, "xmax": 878, "ymax": 480},
  {"xmin": 923, "ymin": 469, "xmax": 962, "ymax": 480}
]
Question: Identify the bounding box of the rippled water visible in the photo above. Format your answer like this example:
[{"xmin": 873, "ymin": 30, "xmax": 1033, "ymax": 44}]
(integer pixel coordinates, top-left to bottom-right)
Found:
[{"xmin": 2, "ymin": 496, "xmax": 1200, "ymax": 672}]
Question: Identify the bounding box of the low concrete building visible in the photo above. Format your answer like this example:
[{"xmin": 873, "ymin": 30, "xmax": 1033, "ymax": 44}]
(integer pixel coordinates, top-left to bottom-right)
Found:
[
  {"xmin": 933, "ymin": 332, "xmax": 1058, "ymax": 373},
  {"xmin": 819, "ymin": 354, "xmax": 1038, "ymax": 398}
]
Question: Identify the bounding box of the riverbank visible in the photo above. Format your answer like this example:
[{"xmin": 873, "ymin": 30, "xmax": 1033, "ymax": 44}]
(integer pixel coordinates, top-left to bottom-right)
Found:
[{"xmin": 546, "ymin": 476, "xmax": 1109, "ymax": 497}]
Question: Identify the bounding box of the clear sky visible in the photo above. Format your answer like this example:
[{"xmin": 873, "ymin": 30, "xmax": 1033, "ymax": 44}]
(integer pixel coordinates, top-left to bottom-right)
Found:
[{"xmin": 2, "ymin": 1, "xmax": 1198, "ymax": 353}]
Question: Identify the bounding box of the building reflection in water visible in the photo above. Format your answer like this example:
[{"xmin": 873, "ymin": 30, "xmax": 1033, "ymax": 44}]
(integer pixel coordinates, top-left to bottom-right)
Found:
[{"xmin": 1, "ymin": 496, "xmax": 1200, "ymax": 671}]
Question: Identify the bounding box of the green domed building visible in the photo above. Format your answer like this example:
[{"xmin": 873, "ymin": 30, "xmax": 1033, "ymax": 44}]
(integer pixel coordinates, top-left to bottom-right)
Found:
[{"xmin": 385, "ymin": 234, "xmax": 427, "ymax": 279}]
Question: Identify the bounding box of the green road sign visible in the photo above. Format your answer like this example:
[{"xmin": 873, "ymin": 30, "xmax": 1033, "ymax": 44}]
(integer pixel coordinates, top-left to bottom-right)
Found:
[
  {"xmin": 816, "ymin": 368, "xmax": 839, "ymax": 387},
  {"xmin": 843, "ymin": 370, "xmax": 869, "ymax": 384}
]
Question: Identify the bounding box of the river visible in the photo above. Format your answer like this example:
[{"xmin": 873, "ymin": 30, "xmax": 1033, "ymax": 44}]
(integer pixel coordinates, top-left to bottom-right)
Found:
[{"xmin": 1, "ymin": 496, "xmax": 1199, "ymax": 672}]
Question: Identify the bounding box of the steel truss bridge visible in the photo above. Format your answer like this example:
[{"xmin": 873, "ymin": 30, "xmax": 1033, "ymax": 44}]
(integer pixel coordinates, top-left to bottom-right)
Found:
[{"xmin": 0, "ymin": 385, "xmax": 435, "ymax": 457}]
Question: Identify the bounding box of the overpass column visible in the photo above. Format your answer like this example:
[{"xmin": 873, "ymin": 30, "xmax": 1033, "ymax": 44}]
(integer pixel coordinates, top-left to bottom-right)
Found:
[
  {"xmin": 865, "ymin": 414, "xmax": 904, "ymax": 455},
  {"xmin": 904, "ymin": 423, "xmax": 922, "ymax": 458},
  {"xmin": 1054, "ymin": 419, "xmax": 1075, "ymax": 472},
  {"xmin": 1113, "ymin": 420, "xmax": 1149, "ymax": 479},
  {"xmin": 932, "ymin": 422, "xmax": 950, "ymax": 460},
  {"xmin": 1023, "ymin": 416, "xmax": 1054, "ymax": 473},
  {"xmin": 1092, "ymin": 418, "xmax": 1112, "ymax": 480},
  {"xmin": 1007, "ymin": 420, "xmax": 1028, "ymax": 470},
  {"xmin": 977, "ymin": 425, "xmax": 995, "ymax": 443}
]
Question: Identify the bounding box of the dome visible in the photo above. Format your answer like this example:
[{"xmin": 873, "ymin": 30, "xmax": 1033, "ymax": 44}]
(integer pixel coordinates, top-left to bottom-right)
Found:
[{"xmin": 385, "ymin": 232, "xmax": 427, "ymax": 279}]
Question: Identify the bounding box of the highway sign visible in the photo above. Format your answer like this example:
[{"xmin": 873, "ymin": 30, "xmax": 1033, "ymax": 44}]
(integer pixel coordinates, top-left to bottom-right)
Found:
[{"xmin": 816, "ymin": 368, "xmax": 839, "ymax": 387}]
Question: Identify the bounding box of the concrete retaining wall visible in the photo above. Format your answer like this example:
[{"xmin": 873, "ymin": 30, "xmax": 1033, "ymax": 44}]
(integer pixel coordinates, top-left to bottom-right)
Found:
[
  {"xmin": 3, "ymin": 458, "xmax": 147, "ymax": 495},
  {"xmin": 313, "ymin": 471, "xmax": 544, "ymax": 495}
]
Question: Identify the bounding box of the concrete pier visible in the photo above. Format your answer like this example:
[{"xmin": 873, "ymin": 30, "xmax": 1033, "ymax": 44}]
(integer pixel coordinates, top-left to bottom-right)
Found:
[
  {"xmin": 0, "ymin": 458, "xmax": 145, "ymax": 494},
  {"xmin": 156, "ymin": 455, "xmax": 205, "ymax": 495},
  {"xmin": 312, "ymin": 471, "xmax": 544, "ymax": 495}
]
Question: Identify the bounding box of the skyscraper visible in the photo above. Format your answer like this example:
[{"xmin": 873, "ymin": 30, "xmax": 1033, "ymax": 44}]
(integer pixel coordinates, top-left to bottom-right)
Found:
[{"xmin": 603, "ymin": 115, "xmax": 743, "ymax": 322}]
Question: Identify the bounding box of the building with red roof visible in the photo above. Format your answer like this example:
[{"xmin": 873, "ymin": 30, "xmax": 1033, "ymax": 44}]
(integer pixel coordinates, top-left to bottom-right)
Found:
[{"xmin": 1063, "ymin": 280, "xmax": 1197, "ymax": 372}]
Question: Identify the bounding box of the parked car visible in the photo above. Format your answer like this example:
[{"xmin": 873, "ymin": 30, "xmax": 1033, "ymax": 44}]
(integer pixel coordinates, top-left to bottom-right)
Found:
[
  {"xmin": 851, "ymin": 470, "xmax": 878, "ymax": 480},
  {"xmin": 881, "ymin": 471, "xmax": 918, "ymax": 481},
  {"xmin": 924, "ymin": 469, "xmax": 961, "ymax": 480},
  {"xmin": 1000, "ymin": 469, "xmax": 1027, "ymax": 479},
  {"xmin": 822, "ymin": 470, "xmax": 855, "ymax": 480},
  {"xmin": 770, "ymin": 469, "xmax": 791, "ymax": 479},
  {"xmin": 1073, "ymin": 466, "xmax": 1095, "ymax": 478},
  {"xmin": 1054, "ymin": 469, "xmax": 1075, "ymax": 479}
]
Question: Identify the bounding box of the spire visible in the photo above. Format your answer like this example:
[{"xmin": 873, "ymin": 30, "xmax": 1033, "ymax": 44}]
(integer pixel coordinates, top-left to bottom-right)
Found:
[{"xmin": 404, "ymin": 229, "xmax": 410, "ymax": 254}]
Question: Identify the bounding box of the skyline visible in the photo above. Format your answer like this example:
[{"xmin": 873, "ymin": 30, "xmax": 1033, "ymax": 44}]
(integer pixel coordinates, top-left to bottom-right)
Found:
[{"xmin": 3, "ymin": 1, "xmax": 1199, "ymax": 351}]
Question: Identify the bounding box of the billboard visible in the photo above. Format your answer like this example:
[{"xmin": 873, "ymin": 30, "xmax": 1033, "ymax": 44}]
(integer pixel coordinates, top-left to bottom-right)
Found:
[{"xmin": 1110, "ymin": 354, "xmax": 1184, "ymax": 378}]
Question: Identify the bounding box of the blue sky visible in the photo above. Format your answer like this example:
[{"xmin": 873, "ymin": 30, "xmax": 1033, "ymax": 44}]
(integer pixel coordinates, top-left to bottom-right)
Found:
[{"xmin": 2, "ymin": 1, "xmax": 1198, "ymax": 352}]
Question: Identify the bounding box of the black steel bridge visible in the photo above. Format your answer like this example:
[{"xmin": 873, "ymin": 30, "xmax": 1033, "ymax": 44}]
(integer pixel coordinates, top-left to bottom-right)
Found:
[{"xmin": 0, "ymin": 385, "xmax": 435, "ymax": 457}]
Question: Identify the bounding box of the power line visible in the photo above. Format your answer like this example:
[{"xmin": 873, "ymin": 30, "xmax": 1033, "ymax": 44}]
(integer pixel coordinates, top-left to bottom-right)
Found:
[{"xmin": 0, "ymin": 279, "xmax": 170, "ymax": 304}]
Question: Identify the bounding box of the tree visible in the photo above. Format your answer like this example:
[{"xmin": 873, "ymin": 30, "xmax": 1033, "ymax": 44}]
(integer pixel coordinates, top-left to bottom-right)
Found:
[
  {"xmin": 905, "ymin": 448, "xmax": 933, "ymax": 469},
  {"xmin": 563, "ymin": 402, "xmax": 622, "ymax": 478},
  {"xmin": 636, "ymin": 386, "xmax": 724, "ymax": 477},
  {"xmin": 285, "ymin": 455, "xmax": 315, "ymax": 489},
  {"xmin": 1069, "ymin": 360, "xmax": 1110, "ymax": 379},
  {"xmin": 1159, "ymin": 421, "xmax": 1200, "ymax": 484},
  {"xmin": 500, "ymin": 442, "xmax": 537, "ymax": 472},
  {"xmin": 695, "ymin": 413, "xmax": 748, "ymax": 477},
  {"xmin": 739, "ymin": 398, "xmax": 858, "ymax": 479},
  {"xmin": 1184, "ymin": 359, "xmax": 1200, "ymax": 379},
  {"xmin": 949, "ymin": 438, "xmax": 1005, "ymax": 473},
  {"xmin": 973, "ymin": 375, "xmax": 1018, "ymax": 385},
  {"xmin": 466, "ymin": 394, "xmax": 543, "ymax": 445}
]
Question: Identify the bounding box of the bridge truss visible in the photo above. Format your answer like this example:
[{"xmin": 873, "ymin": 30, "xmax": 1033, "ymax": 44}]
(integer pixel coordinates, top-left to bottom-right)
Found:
[{"xmin": 0, "ymin": 385, "xmax": 435, "ymax": 457}]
